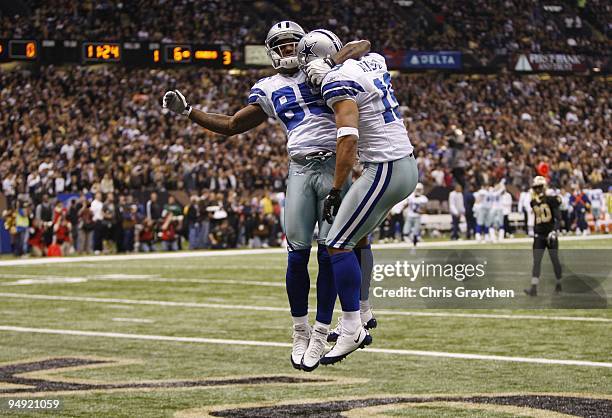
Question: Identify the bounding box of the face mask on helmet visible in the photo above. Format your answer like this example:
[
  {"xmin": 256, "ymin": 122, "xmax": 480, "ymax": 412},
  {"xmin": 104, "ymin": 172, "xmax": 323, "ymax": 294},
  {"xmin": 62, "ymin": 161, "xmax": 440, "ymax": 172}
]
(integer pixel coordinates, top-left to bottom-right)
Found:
[
  {"xmin": 265, "ymin": 22, "xmax": 305, "ymax": 70},
  {"xmin": 267, "ymin": 35, "xmax": 301, "ymax": 69}
]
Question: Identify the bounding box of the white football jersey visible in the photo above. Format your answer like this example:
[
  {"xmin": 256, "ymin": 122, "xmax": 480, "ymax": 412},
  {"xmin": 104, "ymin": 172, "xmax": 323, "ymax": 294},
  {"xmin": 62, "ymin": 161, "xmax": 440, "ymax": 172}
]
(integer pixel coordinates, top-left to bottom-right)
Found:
[
  {"xmin": 474, "ymin": 188, "xmax": 490, "ymax": 209},
  {"xmin": 489, "ymin": 187, "xmax": 504, "ymax": 210},
  {"xmin": 248, "ymin": 71, "xmax": 337, "ymax": 158},
  {"xmin": 320, "ymin": 53, "xmax": 414, "ymax": 163},
  {"xmin": 586, "ymin": 188, "xmax": 604, "ymax": 209},
  {"xmin": 405, "ymin": 194, "xmax": 428, "ymax": 217}
]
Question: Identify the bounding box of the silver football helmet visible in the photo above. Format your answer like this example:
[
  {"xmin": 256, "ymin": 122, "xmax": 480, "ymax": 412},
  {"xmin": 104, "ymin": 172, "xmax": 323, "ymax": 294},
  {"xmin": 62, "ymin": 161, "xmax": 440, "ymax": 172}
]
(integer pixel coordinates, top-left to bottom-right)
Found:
[
  {"xmin": 265, "ymin": 21, "xmax": 306, "ymax": 70},
  {"xmin": 297, "ymin": 29, "xmax": 343, "ymax": 67}
]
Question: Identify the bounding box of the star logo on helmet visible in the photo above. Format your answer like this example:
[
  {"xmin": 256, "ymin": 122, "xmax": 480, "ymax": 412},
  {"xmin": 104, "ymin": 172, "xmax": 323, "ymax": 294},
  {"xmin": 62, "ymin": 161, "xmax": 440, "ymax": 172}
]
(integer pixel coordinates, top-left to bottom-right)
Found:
[{"xmin": 301, "ymin": 41, "xmax": 317, "ymax": 60}]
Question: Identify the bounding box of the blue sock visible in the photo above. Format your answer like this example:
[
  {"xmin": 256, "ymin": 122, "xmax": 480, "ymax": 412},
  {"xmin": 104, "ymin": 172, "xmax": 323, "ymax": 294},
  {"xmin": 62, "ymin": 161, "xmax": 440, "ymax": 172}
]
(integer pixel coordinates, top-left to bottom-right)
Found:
[
  {"xmin": 315, "ymin": 244, "xmax": 336, "ymax": 325},
  {"xmin": 286, "ymin": 249, "xmax": 310, "ymax": 317},
  {"xmin": 354, "ymin": 245, "xmax": 373, "ymax": 301},
  {"xmin": 330, "ymin": 251, "xmax": 361, "ymax": 312},
  {"xmin": 476, "ymin": 224, "xmax": 481, "ymax": 234}
]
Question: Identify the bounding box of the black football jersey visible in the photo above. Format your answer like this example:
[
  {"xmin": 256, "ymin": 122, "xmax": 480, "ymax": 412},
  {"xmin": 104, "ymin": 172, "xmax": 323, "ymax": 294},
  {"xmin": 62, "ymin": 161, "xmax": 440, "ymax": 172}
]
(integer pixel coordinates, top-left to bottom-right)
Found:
[{"xmin": 531, "ymin": 195, "xmax": 561, "ymax": 235}]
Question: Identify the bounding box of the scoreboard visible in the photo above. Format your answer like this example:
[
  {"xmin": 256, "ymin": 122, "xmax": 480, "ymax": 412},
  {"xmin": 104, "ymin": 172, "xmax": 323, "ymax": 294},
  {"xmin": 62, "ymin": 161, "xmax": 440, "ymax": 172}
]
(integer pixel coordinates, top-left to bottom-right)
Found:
[{"xmin": 0, "ymin": 39, "xmax": 232, "ymax": 67}]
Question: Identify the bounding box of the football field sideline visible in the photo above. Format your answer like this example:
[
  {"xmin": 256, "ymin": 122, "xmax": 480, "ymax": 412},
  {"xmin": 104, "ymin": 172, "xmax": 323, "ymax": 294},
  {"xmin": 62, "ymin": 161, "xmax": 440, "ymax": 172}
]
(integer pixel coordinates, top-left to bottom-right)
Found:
[
  {"xmin": 1, "ymin": 325, "xmax": 611, "ymax": 369},
  {"xmin": 1, "ymin": 291, "xmax": 610, "ymax": 323},
  {"xmin": 0, "ymin": 234, "xmax": 608, "ymax": 267}
]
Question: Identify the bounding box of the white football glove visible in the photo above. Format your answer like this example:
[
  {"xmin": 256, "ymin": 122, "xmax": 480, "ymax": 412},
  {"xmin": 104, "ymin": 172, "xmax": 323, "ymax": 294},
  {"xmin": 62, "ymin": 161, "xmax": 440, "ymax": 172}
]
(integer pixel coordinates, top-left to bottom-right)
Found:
[
  {"xmin": 162, "ymin": 90, "xmax": 192, "ymax": 116},
  {"xmin": 547, "ymin": 230, "xmax": 558, "ymax": 244},
  {"xmin": 304, "ymin": 57, "xmax": 336, "ymax": 87}
]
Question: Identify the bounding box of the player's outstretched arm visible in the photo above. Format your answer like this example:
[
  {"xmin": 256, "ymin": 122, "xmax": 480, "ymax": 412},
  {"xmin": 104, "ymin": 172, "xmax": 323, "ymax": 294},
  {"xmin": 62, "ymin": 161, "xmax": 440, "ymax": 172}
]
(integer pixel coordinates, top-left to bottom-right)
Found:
[
  {"xmin": 162, "ymin": 90, "xmax": 267, "ymax": 136},
  {"xmin": 188, "ymin": 105, "xmax": 267, "ymax": 136},
  {"xmin": 333, "ymin": 40, "xmax": 371, "ymax": 64}
]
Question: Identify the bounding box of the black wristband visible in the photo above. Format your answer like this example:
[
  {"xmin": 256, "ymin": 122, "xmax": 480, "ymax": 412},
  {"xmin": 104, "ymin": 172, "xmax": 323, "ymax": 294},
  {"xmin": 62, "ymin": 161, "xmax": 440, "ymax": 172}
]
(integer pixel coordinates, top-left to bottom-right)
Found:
[{"xmin": 324, "ymin": 57, "xmax": 336, "ymax": 68}]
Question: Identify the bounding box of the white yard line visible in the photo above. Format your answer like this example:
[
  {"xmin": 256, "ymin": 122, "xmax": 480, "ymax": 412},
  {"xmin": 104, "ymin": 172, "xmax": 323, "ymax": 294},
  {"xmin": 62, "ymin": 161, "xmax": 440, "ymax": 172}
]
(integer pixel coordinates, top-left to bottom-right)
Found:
[
  {"xmin": 111, "ymin": 318, "xmax": 155, "ymax": 323},
  {"xmin": 0, "ymin": 325, "xmax": 610, "ymax": 368},
  {"xmin": 0, "ymin": 276, "xmax": 291, "ymax": 288},
  {"xmin": 0, "ymin": 235, "xmax": 608, "ymax": 267},
  {"xmin": 0, "ymin": 292, "xmax": 610, "ymax": 323}
]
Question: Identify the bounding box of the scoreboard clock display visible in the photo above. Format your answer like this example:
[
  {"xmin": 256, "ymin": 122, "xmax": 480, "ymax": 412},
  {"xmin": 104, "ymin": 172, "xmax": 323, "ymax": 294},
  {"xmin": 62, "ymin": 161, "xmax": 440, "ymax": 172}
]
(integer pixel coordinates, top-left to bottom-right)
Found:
[
  {"xmin": 164, "ymin": 44, "xmax": 192, "ymax": 64},
  {"xmin": 83, "ymin": 42, "xmax": 121, "ymax": 62},
  {"xmin": 1, "ymin": 39, "xmax": 232, "ymax": 67},
  {"xmin": 8, "ymin": 40, "xmax": 37, "ymax": 59}
]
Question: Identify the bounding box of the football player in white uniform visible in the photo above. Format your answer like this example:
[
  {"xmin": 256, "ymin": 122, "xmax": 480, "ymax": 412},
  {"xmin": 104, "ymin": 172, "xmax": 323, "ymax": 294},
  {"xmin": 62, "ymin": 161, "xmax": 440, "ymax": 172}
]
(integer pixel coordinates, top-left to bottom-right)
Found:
[
  {"xmin": 586, "ymin": 186, "xmax": 605, "ymax": 233},
  {"xmin": 162, "ymin": 21, "xmax": 371, "ymax": 371},
  {"xmin": 403, "ymin": 183, "xmax": 428, "ymax": 246},
  {"xmin": 297, "ymin": 31, "xmax": 418, "ymax": 367},
  {"xmin": 488, "ymin": 182, "xmax": 505, "ymax": 242},
  {"xmin": 473, "ymin": 184, "xmax": 490, "ymax": 243}
]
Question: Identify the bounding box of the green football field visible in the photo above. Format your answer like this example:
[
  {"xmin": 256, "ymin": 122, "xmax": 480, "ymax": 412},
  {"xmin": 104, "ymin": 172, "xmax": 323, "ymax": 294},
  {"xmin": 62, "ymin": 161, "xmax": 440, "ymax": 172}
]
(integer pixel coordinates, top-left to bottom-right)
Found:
[{"xmin": 0, "ymin": 237, "xmax": 611, "ymax": 417}]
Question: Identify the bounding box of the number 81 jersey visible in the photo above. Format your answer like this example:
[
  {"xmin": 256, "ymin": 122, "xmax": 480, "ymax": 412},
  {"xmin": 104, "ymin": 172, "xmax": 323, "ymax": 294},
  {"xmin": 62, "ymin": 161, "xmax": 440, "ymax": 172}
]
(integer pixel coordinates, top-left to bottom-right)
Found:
[
  {"xmin": 247, "ymin": 71, "xmax": 337, "ymax": 158},
  {"xmin": 321, "ymin": 53, "xmax": 414, "ymax": 163}
]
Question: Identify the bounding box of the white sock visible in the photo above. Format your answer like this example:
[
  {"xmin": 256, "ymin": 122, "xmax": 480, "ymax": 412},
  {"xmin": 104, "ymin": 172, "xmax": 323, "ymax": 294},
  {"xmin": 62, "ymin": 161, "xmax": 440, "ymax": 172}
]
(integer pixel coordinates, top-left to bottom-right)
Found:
[
  {"xmin": 313, "ymin": 321, "xmax": 330, "ymax": 333},
  {"xmin": 359, "ymin": 300, "xmax": 372, "ymax": 322},
  {"xmin": 341, "ymin": 311, "xmax": 361, "ymax": 335},
  {"xmin": 531, "ymin": 277, "xmax": 539, "ymax": 285},
  {"xmin": 292, "ymin": 314, "xmax": 308, "ymax": 327}
]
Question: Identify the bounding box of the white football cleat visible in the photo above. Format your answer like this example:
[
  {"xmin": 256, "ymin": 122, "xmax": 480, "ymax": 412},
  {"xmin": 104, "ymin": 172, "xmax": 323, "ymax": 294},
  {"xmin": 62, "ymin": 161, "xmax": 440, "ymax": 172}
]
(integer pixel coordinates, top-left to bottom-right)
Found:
[
  {"xmin": 290, "ymin": 323, "xmax": 311, "ymax": 370},
  {"xmin": 301, "ymin": 324, "xmax": 328, "ymax": 372},
  {"xmin": 320, "ymin": 326, "xmax": 372, "ymax": 365}
]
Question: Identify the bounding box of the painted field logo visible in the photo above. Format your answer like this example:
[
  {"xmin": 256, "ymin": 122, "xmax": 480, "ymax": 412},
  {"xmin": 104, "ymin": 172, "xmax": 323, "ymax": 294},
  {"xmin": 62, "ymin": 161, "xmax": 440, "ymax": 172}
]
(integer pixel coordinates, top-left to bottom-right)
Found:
[
  {"xmin": 0, "ymin": 357, "xmax": 337, "ymax": 396},
  {"xmin": 186, "ymin": 394, "xmax": 612, "ymax": 417}
]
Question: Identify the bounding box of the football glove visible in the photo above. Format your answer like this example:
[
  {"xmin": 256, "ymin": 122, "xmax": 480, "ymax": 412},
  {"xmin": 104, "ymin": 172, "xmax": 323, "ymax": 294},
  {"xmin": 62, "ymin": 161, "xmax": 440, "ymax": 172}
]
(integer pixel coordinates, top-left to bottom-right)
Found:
[
  {"xmin": 547, "ymin": 230, "xmax": 558, "ymax": 245},
  {"xmin": 323, "ymin": 188, "xmax": 342, "ymax": 224},
  {"xmin": 304, "ymin": 57, "xmax": 336, "ymax": 87},
  {"xmin": 162, "ymin": 90, "xmax": 192, "ymax": 116}
]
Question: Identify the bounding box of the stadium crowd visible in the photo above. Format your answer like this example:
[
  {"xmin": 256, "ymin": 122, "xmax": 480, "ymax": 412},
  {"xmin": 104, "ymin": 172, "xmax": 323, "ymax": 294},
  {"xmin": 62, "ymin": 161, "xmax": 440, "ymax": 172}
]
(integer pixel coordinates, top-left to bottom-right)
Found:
[
  {"xmin": 1, "ymin": 64, "xmax": 609, "ymax": 255},
  {"xmin": 1, "ymin": 0, "xmax": 608, "ymax": 59}
]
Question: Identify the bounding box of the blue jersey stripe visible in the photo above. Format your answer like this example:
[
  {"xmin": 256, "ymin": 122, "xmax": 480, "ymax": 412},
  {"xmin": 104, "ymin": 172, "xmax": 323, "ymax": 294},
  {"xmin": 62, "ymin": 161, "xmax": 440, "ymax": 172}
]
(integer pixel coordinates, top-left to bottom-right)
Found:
[
  {"xmin": 249, "ymin": 88, "xmax": 266, "ymax": 97},
  {"xmin": 322, "ymin": 80, "xmax": 365, "ymax": 94},
  {"xmin": 322, "ymin": 88, "xmax": 359, "ymax": 102},
  {"xmin": 328, "ymin": 164, "xmax": 384, "ymax": 247},
  {"xmin": 340, "ymin": 161, "xmax": 394, "ymax": 248}
]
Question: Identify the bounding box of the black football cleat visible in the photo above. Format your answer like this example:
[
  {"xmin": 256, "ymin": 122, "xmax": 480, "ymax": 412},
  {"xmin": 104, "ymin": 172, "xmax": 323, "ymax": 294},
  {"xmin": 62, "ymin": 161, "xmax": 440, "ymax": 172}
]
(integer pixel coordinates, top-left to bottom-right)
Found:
[
  {"xmin": 364, "ymin": 317, "xmax": 377, "ymax": 330},
  {"xmin": 524, "ymin": 285, "xmax": 537, "ymax": 297},
  {"xmin": 554, "ymin": 283, "xmax": 562, "ymax": 293}
]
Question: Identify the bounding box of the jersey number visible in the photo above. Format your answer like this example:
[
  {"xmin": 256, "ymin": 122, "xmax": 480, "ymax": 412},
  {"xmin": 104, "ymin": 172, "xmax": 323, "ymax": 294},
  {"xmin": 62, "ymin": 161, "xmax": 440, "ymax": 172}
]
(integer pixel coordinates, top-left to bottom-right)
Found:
[
  {"xmin": 271, "ymin": 83, "xmax": 331, "ymax": 131},
  {"xmin": 373, "ymin": 72, "xmax": 400, "ymax": 123},
  {"xmin": 534, "ymin": 204, "xmax": 552, "ymax": 224}
]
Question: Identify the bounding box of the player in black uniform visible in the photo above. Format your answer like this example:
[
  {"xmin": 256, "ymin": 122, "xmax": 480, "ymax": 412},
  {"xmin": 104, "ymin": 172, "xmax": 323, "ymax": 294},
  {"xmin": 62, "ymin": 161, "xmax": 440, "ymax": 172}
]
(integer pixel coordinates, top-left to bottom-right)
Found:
[{"xmin": 524, "ymin": 176, "xmax": 563, "ymax": 296}]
